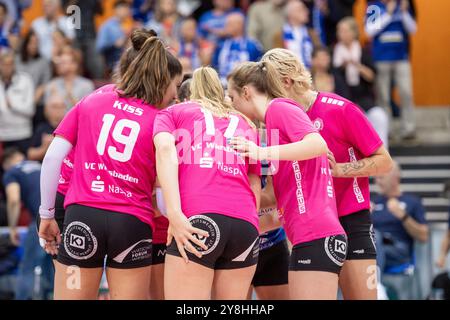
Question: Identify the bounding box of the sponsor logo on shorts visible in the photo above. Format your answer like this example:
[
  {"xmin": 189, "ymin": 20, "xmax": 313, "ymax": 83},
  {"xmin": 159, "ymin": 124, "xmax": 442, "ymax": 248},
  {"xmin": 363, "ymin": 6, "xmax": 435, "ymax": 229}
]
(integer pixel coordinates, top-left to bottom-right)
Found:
[
  {"xmin": 352, "ymin": 249, "xmax": 365, "ymax": 254},
  {"xmin": 298, "ymin": 259, "xmax": 312, "ymax": 265},
  {"xmin": 113, "ymin": 239, "xmax": 152, "ymax": 263},
  {"xmin": 64, "ymin": 221, "xmax": 98, "ymax": 260},
  {"xmin": 251, "ymin": 238, "xmax": 260, "ymax": 259},
  {"xmin": 157, "ymin": 248, "xmax": 167, "ymax": 257},
  {"xmin": 369, "ymin": 224, "xmax": 376, "ymax": 251},
  {"xmin": 324, "ymin": 236, "xmax": 347, "ymax": 267},
  {"xmin": 188, "ymin": 215, "xmax": 220, "ymax": 255},
  {"xmin": 70, "ymin": 234, "xmax": 85, "ymax": 249}
]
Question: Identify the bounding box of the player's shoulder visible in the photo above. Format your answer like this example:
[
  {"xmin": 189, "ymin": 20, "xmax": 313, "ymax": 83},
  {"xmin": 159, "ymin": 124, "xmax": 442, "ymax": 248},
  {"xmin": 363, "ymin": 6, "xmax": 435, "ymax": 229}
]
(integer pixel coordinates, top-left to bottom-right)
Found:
[
  {"xmin": 316, "ymin": 92, "xmax": 360, "ymax": 113},
  {"xmin": 80, "ymin": 84, "xmax": 117, "ymax": 106},
  {"xmin": 94, "ymin": 84, "xmax": 116, "ymax": 94},
  {"xmin": 269, "ymin": 98, "xmax": 307, "ymax": 116},
  {"xmin": 164, "ymin": 101, "xmax": 201, "ymax": 114},
  {"xmin": 270, "ymin": 97, "xmax": 299, "ymax": 109}
]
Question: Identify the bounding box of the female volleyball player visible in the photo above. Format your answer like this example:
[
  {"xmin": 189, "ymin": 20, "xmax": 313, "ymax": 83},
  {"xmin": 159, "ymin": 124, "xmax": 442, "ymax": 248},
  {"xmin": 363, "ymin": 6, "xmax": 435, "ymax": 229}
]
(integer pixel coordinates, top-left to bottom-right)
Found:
[
  {"xmin": 153, "ymin": 67, "xmax": 261, "ymax": 300},
  {"xmin": 38, "ymin": 30, "xmax": 184, "ymax": 300},
  {"xmin": 249, "ymin": 132, "xmax": 290, "ymax": 300},
  {"xmin": 228, "ymin": 61, "xmax": 347, "ymax": 300},
  {"xmin": 261, "ymin": 48, "xmax": 393, "ymax": 299}
]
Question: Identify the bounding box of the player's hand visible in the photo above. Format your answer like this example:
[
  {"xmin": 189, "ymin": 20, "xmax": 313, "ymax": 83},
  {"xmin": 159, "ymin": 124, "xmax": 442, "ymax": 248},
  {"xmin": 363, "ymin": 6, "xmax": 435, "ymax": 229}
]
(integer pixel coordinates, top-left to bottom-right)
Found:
[
  {"xmin": 42, "ymin": 134, "xmax": 54, "ymax": 147},
  {"xmin": 38, "ymin": 218, "xmax": 61, "ymax": 256},
  {"xmin": 436, "ymin": 255, "xmax": 447, "ymax": 269},
  {"xmin": 327, "ymin": 150, "xmax": 339, "ymax": 176},
  {"xmin": 9, "ymin": 228, "xmax": 20, "ymax": 246},
  {"xmin": 387, "ymin": 197, "xmax": 406, "ymax": 220},
  {"xmin": 166, "ymin": 214, "xmax": 209, "ymax": 263},
  {"xmin": 230, "ymin": 137, "xmax": 263, "ymax": 160}
]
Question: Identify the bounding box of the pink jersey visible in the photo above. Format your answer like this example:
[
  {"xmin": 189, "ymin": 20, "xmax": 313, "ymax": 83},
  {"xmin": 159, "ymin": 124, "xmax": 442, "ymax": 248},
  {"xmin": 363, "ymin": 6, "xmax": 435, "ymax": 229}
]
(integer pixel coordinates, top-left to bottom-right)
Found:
[
  {"xmin": 153, "ymin": 102, "xmax": 261, "ymax": 230},
  {"xmin": 57, "ymin": 150, "xmax": 74, "ymax": 196},
  {"xmin": 56, "ymin": 85, "xmax": 117, "ymax": 197},
  {"xmin": 307, "ymin": 92, "xmax": 383, "ymax": 217},
  {"xmin": 153, "ymin": 216, "xmax": 169, "ymax": 245},
  {"xmin": 265, "ymin": 98, "xmax": 344, "ymax": 246},
  {"xmin": 54, "ymin": 85, "xmax": 158, "ymax": 229}
]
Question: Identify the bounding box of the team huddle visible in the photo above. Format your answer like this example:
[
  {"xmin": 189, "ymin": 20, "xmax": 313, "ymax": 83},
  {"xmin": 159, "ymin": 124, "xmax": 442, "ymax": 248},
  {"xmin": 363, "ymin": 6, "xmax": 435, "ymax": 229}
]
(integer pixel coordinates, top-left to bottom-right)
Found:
[{"xmin": 37, "ymin": 29, "xmax": 393, "ymax": 300}]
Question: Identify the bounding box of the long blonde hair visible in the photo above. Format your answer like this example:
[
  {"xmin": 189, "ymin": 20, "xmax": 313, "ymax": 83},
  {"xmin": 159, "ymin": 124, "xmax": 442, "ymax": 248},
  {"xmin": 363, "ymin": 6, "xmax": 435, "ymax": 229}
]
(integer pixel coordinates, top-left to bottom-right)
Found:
[
  {"xmin": 261, "ymin": 48, "xmax": 314, "ymax": 95},
  {"xmin": 227, "ymin": 61, "xmax": 287, "ymax": 99},
  {"xmin": 190, "ymin": 67, "xmax": 255, "ymax": 127}
]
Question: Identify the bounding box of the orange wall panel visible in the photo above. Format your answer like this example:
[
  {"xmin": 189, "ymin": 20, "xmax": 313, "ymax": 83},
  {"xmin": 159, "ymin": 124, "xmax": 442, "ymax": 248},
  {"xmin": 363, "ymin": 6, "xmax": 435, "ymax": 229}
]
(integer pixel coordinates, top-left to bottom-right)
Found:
[{"xmin": 355, "ymin": 0, "xmax": 450, "ymax": 106}]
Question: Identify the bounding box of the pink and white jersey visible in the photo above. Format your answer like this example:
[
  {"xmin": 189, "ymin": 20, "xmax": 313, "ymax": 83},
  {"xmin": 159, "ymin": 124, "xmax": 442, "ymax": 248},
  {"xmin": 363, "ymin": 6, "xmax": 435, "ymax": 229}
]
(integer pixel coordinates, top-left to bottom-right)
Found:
[
  {"xmin": 54, "ymin": 85, "xmax": 158, "ymax": 228},
  {"xmin": 153, "ymin": 102, "xmax": 261, "ymax": 230},
  {"xmin": 266, "ymin": 98, "xmax": 344, "ymax": 246},
  {"xmin": 56, "ymin": 85, "xmax": 117, "ymax": 197},
  {"xmin": 307, "ymin": 92, "xmax": 383, "ymax": 217}
]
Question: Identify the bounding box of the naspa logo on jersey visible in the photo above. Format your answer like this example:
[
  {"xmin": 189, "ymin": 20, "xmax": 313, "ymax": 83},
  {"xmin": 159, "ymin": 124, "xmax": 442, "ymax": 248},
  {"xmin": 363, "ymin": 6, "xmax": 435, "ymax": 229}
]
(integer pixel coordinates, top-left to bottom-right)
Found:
[{"xmin": 113, "ymin": 100, "xmax": 143, "ymax": 116}]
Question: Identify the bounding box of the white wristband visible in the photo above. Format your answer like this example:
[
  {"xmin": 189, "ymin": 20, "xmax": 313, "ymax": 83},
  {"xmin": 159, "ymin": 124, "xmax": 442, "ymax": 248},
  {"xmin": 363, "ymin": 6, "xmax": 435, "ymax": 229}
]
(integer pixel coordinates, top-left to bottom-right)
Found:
[{"xmin": 39, "ymin": 206, "xmax": 55, "ymax": 219}]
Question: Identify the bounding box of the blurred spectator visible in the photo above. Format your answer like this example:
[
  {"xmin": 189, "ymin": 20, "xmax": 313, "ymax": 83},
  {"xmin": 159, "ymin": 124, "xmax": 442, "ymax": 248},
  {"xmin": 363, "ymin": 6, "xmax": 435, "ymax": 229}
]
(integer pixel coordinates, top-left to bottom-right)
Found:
[
  {"xmin": 31, "ymin": 0, "xmax": 75, "ymax": 61},
  {"xmin": 0, "ymin": 0, "xmax": 31, "ymax": 26},
  {"xmin": 177, "ymin": 0, "xmax": 202, "ymax": 17},
  {"xmin": 311, "ymin": 46, "xmax": 348, "ymax": 95},
  {"xmin": 365, "ymin": 0, "xmax": 417, "ymax": 140},
  {"xmin": 372, "ymin": 161, "xmax": 429, "ymax": 300},
  {"xmin": 44, "ymin": 49, "xmax": 94, "ymax": 111},
  {"xmin": 322, "ymin": 0, "xmax": 356, "ymax": 46},
  {"xmin": 1, "ymin": 148, "xmax": 53, "ymax": 300},
  {"xmin": 63, "ymin": 0, "xmax": 104, "ymax": 79},
  {"xmin": 96, "ymin": 0, "xmax": 132, "ymax": 73},
  {"xmin": 27, "ymin": 95, "xmax": 65, "ymax": 162},
  {"xmin": 0, "ymin": 3, "xmax": 19, "ymax": 51},
  {"xmin": 301, "ymin": 0, "xmax": 326, "ymax": 45},
  {"xmin": 212, "ymin": 12, "xmax": 262, "ymax": 84},
  {"xmin": 274, "ymin": 0, "xmax": 319, "ymax": 70},
  {"xmin": 146, "ymin": 0, "xmax": 184, "ymax": 47},
  {"xmin": 436, "ymin": 181, "xmax": 450, "ymax": 269},
  {"xmin": 247, "ymin": 0, "xmax": 287, "ymax": 52},
  {"xmin": 178, "ymin": 56, "xmax": 193, "ymax": 76},
  {"xmin": 50, "ymin": 29, "xmax": 72, "ymax": 64},
  {"xmin": 177, "ymin": 77, "xmax": 192, "ymax": 102},
  {"xmin": 0, "ymin": 51, "xmax": 35, "ymax": 154},
  {"xmin": 334, "ymin": 17, "xmax": 389, "ymax": 148},
  {"xmin": 176, "ymin": 18, "xmax": 202, "ymax": 69},
  {"xmin": 198, "ymin": 0, "xmax": 241, "ymax": 45},
  {"xmin": 16, "ymin": 30, "xmax": 52, "ymax": 105},
  {"xmin": 132, "ymin": 0, "xmax": 154, "ymax": 23}
]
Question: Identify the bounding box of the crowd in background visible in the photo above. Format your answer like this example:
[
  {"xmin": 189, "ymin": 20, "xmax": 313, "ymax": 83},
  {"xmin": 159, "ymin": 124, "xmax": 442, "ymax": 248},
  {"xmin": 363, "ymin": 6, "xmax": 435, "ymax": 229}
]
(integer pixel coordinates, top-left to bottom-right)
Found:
[{"xmin": 0, "ymin": 0, "xmax": 448, "ymax": 300}]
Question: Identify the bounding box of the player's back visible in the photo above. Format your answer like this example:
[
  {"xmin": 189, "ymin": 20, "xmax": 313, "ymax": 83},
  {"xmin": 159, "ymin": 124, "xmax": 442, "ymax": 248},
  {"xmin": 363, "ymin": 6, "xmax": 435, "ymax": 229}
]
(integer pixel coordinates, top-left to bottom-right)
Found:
[
  {"xmin": 154, "ymin": 101, "xmax": 260, "ymax": 225},
  {"xmin": 59, "ymin": 85, "xmax": 159, "ymax": 224}
]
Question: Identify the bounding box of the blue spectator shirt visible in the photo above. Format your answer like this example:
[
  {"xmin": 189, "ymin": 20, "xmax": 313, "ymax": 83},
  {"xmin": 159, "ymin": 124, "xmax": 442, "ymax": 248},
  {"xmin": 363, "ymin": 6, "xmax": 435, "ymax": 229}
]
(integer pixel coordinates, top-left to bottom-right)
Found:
[
  {"xmin": 3, "ymin": 161, "xmax": 41, "ymax": 218},
  {"xmin": 198, "ymin": 8, "xmax": 242, "ymax": 43},
  {"xmin": 96, "ymin": 17, "xmax": 125, "ymax": 69},
  {"xmin": 366, "ymin": 1, "xmax": 414, "ymax": 62},
  {"xmin": 372, "ymin": 193, "xmax": 427, "ymax": 268},
  {"xmin": 213, "ymin": 37, "xmax": 263, "ymax": 83}
]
